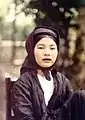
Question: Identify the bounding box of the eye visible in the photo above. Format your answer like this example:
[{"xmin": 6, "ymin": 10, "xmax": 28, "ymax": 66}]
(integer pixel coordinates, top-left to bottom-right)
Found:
[
  {"xmin": 37, "ymin": 46, "xmax": 44, "ymax": 49},
  {"xmin": 50, "ymin": 47, "xmax": 56, "ymax": 50}
]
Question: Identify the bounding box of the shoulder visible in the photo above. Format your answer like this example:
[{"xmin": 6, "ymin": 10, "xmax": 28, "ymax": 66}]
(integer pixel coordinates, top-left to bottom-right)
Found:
[
  {"xmin": 12, "ymin": 72, "xmax": 34, "ymax": 100},
  {"xmin": 56, "ymin": 72, "xmax": 69, "ymax": 83},
  {"xmin": 56, "ymin": 72, "xmax": 72, "ymax": 88},
  {"xmin": 14, "ymin": 71, "xmax": 34, "ymax": 89},
  {"xmin": 56, "ymin": 72, "xmax": 73, "ymax": 94}
]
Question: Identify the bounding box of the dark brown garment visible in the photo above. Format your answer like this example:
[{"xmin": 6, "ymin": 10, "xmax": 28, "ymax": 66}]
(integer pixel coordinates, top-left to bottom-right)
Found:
[{"xmin": 12, "ymin": 72, "xmax": 73, "ymax": 120}]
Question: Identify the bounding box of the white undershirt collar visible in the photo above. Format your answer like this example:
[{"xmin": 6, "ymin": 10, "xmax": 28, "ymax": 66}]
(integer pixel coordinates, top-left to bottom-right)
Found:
[{"xmin": 37, "ymin": 72, "xmax": 54, "ymax": 106}]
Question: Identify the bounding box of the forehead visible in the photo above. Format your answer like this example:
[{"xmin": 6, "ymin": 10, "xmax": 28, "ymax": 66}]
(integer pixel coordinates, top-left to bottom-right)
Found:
[{"xmin": 36, "ymin": 37, "xmax": 57, "ymax": 46}]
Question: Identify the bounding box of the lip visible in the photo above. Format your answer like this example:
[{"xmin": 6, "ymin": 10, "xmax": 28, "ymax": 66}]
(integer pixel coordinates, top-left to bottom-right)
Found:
[{"xmin": 42, "ymin": 58, "xmax": 51, "ymax": 61}]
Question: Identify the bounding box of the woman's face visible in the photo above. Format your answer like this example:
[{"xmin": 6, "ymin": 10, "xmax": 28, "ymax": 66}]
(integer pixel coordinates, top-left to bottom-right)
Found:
[{"xmin": 34, "ymin": 37, "xmax": 58, "ymax": 68}]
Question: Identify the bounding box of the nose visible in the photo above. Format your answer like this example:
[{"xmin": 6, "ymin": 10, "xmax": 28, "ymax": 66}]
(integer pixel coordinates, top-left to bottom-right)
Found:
[
  {"xmin": 44, "ymin": 48, "xmax": 50, "ymax": 56},
  {"xmin": 44, "ymin": 53, "xmax": 50, "ymax": 56}
]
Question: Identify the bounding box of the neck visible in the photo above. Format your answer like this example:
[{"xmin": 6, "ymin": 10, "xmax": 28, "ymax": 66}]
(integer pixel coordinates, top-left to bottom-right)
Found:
[{"xmin": 37, "ymin": 69, "xmax": 45, "ymax": 77}]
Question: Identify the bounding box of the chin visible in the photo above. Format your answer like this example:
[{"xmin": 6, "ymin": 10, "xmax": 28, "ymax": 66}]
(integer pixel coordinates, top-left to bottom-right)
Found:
[{"xmin": 41, "ymin": 64, "xmax": 53, "ymax": 68}]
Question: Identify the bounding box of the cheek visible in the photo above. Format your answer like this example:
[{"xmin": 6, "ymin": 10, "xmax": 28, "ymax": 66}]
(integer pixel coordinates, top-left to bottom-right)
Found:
[
  {"xmin": 34, "ymin": 50, "xmax": 42, "ymax": 63},
  {"xmin": 52, "ymin": 51, "xmax": 58, "ymax": 60}
]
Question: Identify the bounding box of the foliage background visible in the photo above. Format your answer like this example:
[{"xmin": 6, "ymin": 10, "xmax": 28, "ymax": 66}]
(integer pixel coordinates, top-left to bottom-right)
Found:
[{"xmin": 0, "ymin": 1, "xmax": 85, "ymax": 120}]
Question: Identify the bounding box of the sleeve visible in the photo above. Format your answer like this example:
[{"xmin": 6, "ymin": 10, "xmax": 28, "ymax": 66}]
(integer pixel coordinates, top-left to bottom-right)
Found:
[
  {"xmin": 57, "ymin": 72, "xmax": 73, "ymax": 99},
  {"xmin": 64, "ymin": 75, "xmax": 73, "ymax": 98},
  {"xmin": 60, "ymin": 73, "xmax": 74, "ymax": 110},
  {"xmin": 12, "ymin": 77, "xmax": 35, "ymax": 120}
]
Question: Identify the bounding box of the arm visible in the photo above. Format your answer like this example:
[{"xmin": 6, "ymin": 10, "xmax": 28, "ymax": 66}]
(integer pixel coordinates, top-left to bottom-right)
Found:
[
  {"xmin": 11, "ymin": 75, "xmax": 54, "ymax": 120},
  {"xmin": 64, "ymin": 75, "xmax": 73, "ymax": 98},
  {"xmin": 12, "ymin": 77, "xmax": 35, "ymax": 120},
  {"xmin": 60, "ymin": 73, "xmax": 74, "ymax": 109}
]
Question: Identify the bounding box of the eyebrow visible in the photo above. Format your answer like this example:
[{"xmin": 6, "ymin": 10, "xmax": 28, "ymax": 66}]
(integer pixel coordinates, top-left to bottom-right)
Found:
[
  {"xmin": 50, "ymin": 44, "xmax": 56, "ymax": 47},
  {"xmin": 37, "ymin": 44, "xmax": 56, "ymax": 47},
  {"xmin": 37, "ymin": 44, "xmax": 45, "ymax": 47}
]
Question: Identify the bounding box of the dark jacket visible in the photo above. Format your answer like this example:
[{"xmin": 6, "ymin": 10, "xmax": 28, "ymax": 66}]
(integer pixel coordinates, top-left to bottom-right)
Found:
[{"xmin": 12, "ymin": 71, "xmax": 73, "ymax": 120}]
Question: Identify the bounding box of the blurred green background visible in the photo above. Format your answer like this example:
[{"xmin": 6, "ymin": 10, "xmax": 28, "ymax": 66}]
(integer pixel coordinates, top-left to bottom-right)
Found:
[{"xmin": 0, "ymin": 0, "xmax": 85, "ymax": 120}]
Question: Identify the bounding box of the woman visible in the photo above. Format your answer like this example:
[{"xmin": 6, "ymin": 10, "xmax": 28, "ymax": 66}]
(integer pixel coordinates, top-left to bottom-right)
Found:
[{"xmin": 12, "ymin": 26, "xmax": 85, "ymax": 120}]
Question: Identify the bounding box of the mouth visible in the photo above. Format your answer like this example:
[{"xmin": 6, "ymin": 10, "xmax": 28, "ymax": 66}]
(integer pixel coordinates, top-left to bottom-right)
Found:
[{"xmin": 42, "ymin": 58, "xmax": 52, "ymax": 61}]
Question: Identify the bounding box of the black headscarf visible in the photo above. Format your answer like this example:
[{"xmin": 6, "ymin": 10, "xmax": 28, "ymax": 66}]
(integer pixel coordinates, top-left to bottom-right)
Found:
[{"xmin": 20, "ymin": 26, "xmax": 59, "ymax": 80}]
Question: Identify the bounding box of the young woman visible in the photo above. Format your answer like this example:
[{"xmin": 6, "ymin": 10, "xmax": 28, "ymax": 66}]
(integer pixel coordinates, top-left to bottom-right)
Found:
[{"xmin": 12, "ymin": 26, "xmax": 85, "ymax": 120}]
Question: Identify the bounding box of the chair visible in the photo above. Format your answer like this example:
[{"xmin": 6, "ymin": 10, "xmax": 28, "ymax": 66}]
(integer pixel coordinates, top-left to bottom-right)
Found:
[{"xmin": 5, "ymin": 77, "xmax": 15, "ymax": 120}]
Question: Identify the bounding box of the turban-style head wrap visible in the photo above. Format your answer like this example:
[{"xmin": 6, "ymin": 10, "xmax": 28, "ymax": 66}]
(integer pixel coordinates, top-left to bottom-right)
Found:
[{"xmin": 20, "ymin": 26, "xmax": 59, "ymax": 80}]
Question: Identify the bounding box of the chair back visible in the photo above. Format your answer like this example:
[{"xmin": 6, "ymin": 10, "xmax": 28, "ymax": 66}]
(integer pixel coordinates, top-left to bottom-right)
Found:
[{"xmin": 5, "ymin": 77, "xmax": 15, "ymax": 120}]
